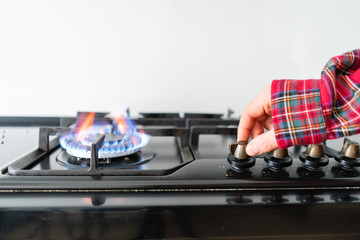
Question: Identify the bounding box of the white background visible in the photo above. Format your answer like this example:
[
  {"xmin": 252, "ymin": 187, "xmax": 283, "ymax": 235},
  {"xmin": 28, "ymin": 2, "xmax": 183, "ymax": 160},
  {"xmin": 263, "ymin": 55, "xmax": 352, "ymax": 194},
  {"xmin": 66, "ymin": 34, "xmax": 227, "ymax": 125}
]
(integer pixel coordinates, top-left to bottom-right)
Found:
[{"xmin": 0, "ymin": 0, "xmax": 359, "ymax": 117}]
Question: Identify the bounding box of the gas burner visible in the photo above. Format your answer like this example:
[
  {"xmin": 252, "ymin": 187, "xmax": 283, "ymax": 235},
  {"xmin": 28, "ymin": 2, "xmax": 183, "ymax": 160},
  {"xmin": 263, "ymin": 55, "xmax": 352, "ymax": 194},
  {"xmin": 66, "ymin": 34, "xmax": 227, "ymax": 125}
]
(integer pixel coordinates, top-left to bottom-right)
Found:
[
  {"xmin": 59, "ymin": 132, "xmax": 150, "ymax": 159},
  {"xmin": 56, "ymin": 149, "xmax": 156, "ymax": 169},
  {"xmin": 59, "ymin": 112, "xmax": 150, "ymax": 159}
]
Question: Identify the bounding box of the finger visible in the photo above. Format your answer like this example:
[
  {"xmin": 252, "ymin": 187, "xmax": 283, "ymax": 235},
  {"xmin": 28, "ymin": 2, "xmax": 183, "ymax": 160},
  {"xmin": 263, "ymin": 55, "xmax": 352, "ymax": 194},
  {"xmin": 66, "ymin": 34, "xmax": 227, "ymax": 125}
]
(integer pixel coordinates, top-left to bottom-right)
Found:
[
  {"xmin": 250, "ymin": 121, "xmax": 264, "ymax": 139},
  {"xmin": 263, "ymin": 117, "xmax": 273, "ymax": 131},
  {"xmin": 237, "ymin": 110, "xmax": 255, "ymax": 142},
  {"xmin": 246, "ymin": 129, "xmax": 278, "ymax": 156},
  {"xmin": 237, "ymin": 85, "xmax": 271, "ymax": 141}
]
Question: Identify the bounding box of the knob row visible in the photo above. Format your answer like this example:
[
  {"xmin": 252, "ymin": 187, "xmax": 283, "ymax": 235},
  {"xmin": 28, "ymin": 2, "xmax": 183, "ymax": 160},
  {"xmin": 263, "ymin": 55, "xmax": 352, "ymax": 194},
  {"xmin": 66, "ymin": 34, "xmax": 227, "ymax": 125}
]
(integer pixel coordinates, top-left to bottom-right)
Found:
[{"xmin": 227, "ymin": 138, "xmax": 360, "ymax": 172}]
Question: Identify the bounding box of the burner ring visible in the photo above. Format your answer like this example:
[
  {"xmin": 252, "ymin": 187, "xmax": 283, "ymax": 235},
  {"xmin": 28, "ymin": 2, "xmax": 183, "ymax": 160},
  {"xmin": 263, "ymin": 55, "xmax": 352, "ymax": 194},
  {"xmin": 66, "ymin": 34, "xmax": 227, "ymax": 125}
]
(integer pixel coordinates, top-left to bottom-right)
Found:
[
  {"xmin": 56, "ymin": 149, "xmax": 156, "ymax": 169},
  {"xmin": 59, "ymin": 131, "xmax": 150, "ymax": 159}
]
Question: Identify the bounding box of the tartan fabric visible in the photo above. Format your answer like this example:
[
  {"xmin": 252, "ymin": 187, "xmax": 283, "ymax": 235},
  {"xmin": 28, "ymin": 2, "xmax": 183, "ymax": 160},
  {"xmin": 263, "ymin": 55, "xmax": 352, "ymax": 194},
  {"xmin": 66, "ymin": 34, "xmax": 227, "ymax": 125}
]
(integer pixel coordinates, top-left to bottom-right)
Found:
[
  {"xmin": 320, "ymin": 49, "xmax": 360, "ymax": 139},
  {"xmin": 271, "ymin": 49, "xmax": 360, "ymax": 149},
  {"xmin": 271, "ymin": 79, "xmax": 327, "ymax": 149}
]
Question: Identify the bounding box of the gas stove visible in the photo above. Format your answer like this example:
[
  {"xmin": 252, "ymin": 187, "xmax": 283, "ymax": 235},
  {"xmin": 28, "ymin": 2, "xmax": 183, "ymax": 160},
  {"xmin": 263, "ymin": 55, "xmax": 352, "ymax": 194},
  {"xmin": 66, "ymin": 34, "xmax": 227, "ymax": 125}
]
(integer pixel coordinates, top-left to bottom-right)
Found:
[{"xmin": 1, "ymin": 112, "xmax": 360, "ymax": 239}]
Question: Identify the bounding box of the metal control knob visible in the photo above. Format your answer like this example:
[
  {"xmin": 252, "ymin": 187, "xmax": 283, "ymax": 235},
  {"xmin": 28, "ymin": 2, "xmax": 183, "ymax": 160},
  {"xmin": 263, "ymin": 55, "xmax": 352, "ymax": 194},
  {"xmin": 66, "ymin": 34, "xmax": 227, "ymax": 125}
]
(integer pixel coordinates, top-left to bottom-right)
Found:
[
  {"xmin": 227, "ymin": 142, "xmax": 256, "ymax": 172},
  {"xmin": 230, "ymin": 141, "xmax": 249, "ymax": 159},
  {"xmin": 272, "ymin": 148, "xmax": 288, "ymax": 159},
  {"xmin": 264, "ymin": 148, "xmax": 292, "ymax": 172},
  {"xmin": 341, "ymin": 138, "xmax": 359, "ymax": 158},
  {"xmin": 306, "ymin": 144, "xmax": 325, "ymax": 158},
  {"xmin": 299, "ymin": 143, "xmax": 329, "ymax": 171},
  {"xmin": 335, "ymin": 138, "xmax": 360, "ymax": 170}
]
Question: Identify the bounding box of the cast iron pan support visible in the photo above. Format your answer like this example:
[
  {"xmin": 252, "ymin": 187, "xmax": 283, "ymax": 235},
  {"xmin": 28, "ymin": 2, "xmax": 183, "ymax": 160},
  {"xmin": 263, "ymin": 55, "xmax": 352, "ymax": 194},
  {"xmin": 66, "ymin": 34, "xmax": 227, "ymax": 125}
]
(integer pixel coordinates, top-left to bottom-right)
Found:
[
  {"xmin": 190, "ymin": 126, "xmax": 237, "ymax": 148},
  {"xmin": 8, "ymin": 127, "xmax": 194, "ymax": 176},
  {"xmin": 88, "ymin": 134, "xmax": 105, "ymax": 173},
  {"xmin": 39, "ymin": 127, "xmax": 70, "ymax": 152}
]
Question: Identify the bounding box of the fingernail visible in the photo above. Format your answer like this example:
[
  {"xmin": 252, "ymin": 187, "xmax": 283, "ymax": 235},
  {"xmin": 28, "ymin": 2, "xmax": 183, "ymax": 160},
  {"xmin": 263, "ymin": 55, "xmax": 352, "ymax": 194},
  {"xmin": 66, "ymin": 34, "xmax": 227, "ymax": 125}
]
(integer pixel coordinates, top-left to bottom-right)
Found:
[{"xmin": 246, "ymin": 143, "xmax": 260, "ymax": 156}]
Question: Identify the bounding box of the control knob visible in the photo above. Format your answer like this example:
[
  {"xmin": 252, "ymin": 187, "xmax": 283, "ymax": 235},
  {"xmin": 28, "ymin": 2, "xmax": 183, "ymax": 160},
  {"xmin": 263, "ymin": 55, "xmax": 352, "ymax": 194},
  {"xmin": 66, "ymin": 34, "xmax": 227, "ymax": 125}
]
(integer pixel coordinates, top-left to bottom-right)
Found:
[
  {"xmin": 227, "ymin": 141, "xmax": 256, "ymax": 172},
  {"xmin": 264, "ymin": 148, "xmax": 292, "ymax": 171},
  {"xmin": 299, "ymin": 143, "xmax": 329, "ymax": 171},
  {"xmin": 334, "ymin": 138, "xmax": 360, "ymax": 170}
]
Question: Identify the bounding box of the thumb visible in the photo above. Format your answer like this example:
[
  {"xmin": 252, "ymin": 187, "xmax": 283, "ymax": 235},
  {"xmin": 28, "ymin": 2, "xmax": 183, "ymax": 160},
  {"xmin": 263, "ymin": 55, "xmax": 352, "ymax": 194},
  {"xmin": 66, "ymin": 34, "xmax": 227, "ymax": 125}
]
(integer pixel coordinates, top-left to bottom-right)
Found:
[{"xmin": 246, "ymin": 129, "xmax": 278, "ymax": 156}]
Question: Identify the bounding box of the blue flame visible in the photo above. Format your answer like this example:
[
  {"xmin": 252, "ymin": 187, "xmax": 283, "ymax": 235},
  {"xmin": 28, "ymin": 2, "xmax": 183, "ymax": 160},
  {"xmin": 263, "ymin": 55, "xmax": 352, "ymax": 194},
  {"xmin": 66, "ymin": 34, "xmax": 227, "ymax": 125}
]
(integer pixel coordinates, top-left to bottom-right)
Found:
[{"xmin": 59, "ymin": 114, "xmax": 150, "ymax": 159}]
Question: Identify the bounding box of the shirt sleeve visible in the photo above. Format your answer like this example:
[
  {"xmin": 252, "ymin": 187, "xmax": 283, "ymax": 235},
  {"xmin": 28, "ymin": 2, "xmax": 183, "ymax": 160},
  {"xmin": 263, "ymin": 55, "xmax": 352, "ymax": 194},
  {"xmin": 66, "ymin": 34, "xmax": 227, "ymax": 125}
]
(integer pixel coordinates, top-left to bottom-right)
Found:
[{"xmin": 271, "ymin": 49, "xmax": 360, "ymax": 149}]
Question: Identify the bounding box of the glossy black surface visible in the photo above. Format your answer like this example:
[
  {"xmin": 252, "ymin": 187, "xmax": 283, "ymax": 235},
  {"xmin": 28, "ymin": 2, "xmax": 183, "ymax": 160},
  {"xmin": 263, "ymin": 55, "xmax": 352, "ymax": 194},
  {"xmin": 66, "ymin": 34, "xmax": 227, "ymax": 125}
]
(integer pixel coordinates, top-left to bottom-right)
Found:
[
  {"xmin": 1, "ymin": 191, "xmax": 360, "ymax": 239},
  {"xmin": 1, "ymin": 116, "xmax": 360, "ymax": 239}
]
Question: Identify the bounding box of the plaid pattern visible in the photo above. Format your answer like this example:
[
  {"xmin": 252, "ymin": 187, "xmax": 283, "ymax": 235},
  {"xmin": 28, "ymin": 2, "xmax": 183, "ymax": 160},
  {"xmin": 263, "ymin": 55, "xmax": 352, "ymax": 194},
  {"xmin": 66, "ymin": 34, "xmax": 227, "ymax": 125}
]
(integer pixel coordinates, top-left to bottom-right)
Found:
[{"xmin": 271, "ymin": 49, "xmax": 360, "ymax": 149}]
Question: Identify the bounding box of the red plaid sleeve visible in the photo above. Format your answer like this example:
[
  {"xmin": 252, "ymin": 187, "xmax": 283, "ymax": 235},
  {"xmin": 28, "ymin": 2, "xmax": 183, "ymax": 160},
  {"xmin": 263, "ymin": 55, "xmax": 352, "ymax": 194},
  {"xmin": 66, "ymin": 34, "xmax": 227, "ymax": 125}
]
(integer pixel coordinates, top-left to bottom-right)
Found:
[{"xmin": 271, "ymin": 49, "xmax": 360, "ymax": 149}]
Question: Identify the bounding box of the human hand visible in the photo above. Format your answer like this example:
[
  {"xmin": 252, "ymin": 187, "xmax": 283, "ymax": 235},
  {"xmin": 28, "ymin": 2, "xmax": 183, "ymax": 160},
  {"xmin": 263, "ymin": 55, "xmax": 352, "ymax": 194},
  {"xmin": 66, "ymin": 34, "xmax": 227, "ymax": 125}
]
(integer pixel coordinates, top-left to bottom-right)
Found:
[{"xmin": 237, "ymin": 85, "xmax": 278, "ymax": 156}]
